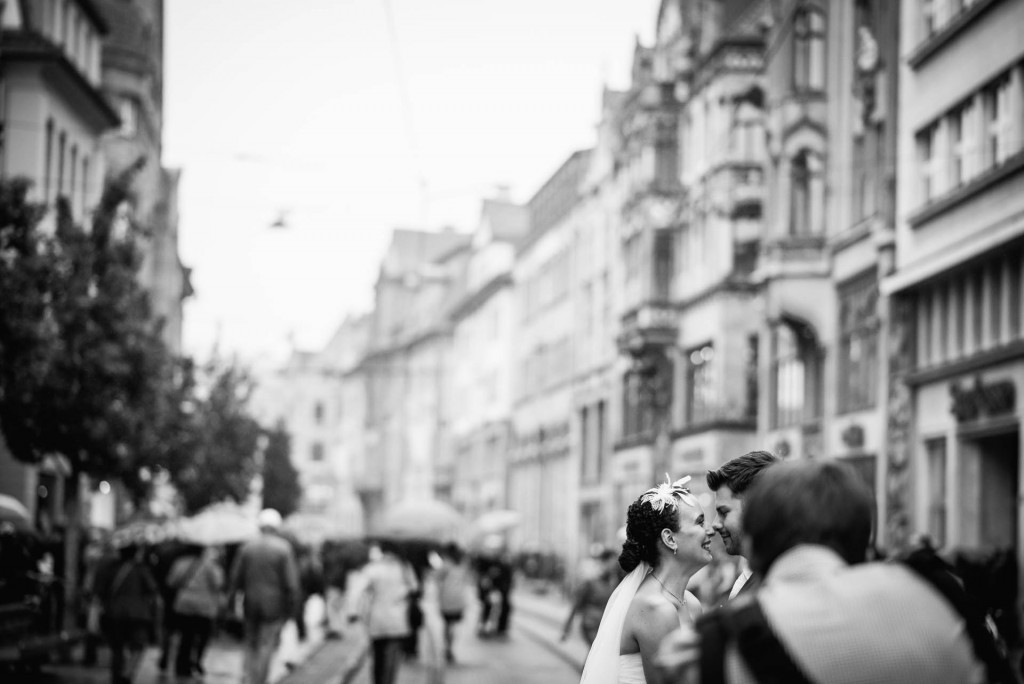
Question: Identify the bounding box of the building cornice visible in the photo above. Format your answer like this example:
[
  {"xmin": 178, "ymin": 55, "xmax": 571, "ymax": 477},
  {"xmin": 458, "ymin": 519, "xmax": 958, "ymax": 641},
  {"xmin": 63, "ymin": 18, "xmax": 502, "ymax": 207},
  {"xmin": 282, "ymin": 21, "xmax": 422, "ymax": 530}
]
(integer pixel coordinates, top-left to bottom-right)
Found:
[
  {"xmin": 2, "ymin": 30, "xmax": 120, "ymax": 129},
  {"xmin": 449, "ymin": 273, "xmax": 512, "ymax": 322}
]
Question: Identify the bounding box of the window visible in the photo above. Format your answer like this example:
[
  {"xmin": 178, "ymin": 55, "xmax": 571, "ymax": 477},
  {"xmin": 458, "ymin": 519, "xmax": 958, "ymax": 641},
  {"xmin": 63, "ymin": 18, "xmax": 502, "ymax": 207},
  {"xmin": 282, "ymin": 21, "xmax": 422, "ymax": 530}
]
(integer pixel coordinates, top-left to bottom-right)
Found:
[
  {"xmin": 81, "ymin": 155, "xmax": 89, "ymax": 209},
  {"xmin": 69, "ymin": 145, "xmax": 77, "ymax": 214},
  {"xmin": 653, "ymin": 231, "xmax": 674, "ymax": 300},
  {"xmin": 793, "ymin": 7, "xmax": 826, "ymax": 92},
  {"xmin": 622, "ymin": 370, "xmax": 653, "ymax": 440},
  {"xmin": 916, "ymin": 124, "xmax": 938, "ymax": 204},
  {"xmin": 56, "ymin": 131, "xmax": 66, "ymax": 198},
  {"xmin": 948, "ymin": 103, "xmax": 972, "ymax": 188},
  {"xmin": 745, "ymin": 334, "xmax": 759, "ymax": 419},
  {"xmin": 983, "ymin": 76, "xmax": 1012, "ymax": 168},
  {"xmin": 772, "ymin": 320, "xmax": 821, "ymax": 427},
  {"xmin": 838, "ymin": 276, "xmax": 879, "ymax": 412},
  {"xmin": 789, "ymin": 151, "xmax": 812, "ymax": 236},
  {"xmin": 921, "ymin": 0, "xmax": 935, "ymax": 38},
  {"xmin": 926, "ymin": 438, "xmax": 947, "ymax": 547},
  {"xmin": 685, "ymin": 344, "xmax": 715, "ymax": 425},
  {"xmin": 314, "ymin": 402, "xmax": 324, "ymax": 424},
  {"xmin": 118, "ymin": 97, "xmax": 138, "ymax": 137},
  {"xmin": 311, "ymin": 442, "xmax": 325, "ymax": 462},
  {"xmin": 44, "ymin": 119, "xmax": 54, "ymax": 202}
]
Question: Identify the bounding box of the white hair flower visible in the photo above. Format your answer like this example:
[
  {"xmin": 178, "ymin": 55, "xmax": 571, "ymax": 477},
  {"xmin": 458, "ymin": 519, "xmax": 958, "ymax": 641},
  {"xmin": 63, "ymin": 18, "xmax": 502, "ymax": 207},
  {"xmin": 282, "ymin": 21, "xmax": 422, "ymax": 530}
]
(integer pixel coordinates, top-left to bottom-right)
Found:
[{"xmin": 640, "ymin": 473, "xmax": 697, "ymax": 512}]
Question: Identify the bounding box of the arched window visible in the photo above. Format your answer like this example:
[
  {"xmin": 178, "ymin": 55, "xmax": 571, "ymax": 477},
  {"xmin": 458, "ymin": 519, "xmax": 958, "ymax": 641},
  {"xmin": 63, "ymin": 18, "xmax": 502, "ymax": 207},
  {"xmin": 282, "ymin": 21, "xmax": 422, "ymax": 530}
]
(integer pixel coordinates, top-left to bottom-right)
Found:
[
  {"xmin": 772, "ymin": 318, "xmax": 822, "ymax": 427},
  {"xmin": 793, "ymin": 7, "xmax": 826, "ymax": 92}
]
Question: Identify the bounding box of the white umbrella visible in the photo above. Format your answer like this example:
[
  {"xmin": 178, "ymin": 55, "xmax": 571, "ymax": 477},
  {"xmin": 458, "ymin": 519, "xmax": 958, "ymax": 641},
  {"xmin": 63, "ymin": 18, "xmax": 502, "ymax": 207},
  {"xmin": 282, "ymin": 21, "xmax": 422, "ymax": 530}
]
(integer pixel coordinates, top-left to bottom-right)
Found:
[
  {"xmin": 378, "ymin": 499, "xmax": 464, "ymax": 540},
  {"xmin": 179, "ymin": 505, "xmax": 259, "ymax": 546},
  {"xmin": 471, "ymin": 509, "xmax": 522, "ymax": 536}
]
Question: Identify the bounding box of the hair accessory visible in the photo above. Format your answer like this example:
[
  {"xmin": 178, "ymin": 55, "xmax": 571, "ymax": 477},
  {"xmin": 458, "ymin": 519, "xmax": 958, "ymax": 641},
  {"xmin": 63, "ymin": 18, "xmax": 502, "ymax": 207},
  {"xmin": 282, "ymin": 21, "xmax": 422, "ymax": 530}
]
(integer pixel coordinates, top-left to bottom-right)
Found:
[{"xmin": 640, "ymin": 473, "xmax": 697, "ymax": 512}]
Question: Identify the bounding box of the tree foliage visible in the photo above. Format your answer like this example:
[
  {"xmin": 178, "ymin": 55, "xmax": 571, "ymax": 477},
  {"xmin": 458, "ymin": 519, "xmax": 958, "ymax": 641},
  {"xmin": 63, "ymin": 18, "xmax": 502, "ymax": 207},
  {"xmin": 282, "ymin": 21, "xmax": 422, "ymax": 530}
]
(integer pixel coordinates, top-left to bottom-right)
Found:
[
  {"xmin": 260, "ymin": 421, "xmax": 301, "ymax": 518},
  {"xmin": 0, "ymin": 171, "xmax": 172, "ymax": 502},
  {"xmin": 172, "ymin": 360, "xmax": 262, "ymax": 515}
]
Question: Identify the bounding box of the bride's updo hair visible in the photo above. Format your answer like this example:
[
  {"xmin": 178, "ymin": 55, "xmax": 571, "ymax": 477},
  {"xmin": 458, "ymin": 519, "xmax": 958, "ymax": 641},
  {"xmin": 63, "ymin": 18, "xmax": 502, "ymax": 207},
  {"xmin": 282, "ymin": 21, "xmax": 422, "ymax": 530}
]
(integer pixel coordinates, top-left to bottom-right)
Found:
[{"xmin": 618, "ymin": 495, "xmax": 681, "ymax": 572}]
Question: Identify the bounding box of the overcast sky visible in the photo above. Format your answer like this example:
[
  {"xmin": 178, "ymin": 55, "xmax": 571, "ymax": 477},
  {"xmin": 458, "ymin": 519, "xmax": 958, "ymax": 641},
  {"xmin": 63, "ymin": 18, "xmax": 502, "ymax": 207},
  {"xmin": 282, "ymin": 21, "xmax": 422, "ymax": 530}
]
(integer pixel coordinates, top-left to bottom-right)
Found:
[{"xmin": 164, "ymin": 0, "xmax": 660, "ymax": 366}]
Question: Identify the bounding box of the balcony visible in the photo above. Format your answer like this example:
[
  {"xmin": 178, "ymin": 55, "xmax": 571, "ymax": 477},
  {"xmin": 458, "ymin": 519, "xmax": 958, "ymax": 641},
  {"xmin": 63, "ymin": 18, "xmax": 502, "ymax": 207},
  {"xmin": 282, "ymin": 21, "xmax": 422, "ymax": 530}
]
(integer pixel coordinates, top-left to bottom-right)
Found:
[{"xmin": 617, "ymin": 301, "xmax": 679, "ymax": 356}]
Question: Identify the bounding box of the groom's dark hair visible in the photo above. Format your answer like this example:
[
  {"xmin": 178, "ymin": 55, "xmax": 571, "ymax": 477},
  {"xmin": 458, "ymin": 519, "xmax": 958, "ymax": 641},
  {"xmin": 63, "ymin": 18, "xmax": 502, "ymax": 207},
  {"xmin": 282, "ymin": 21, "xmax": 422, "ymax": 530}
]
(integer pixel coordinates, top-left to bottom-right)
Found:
[{"xmin": 706, "ymin": 450, "xmax": 778, "ymax": 495}]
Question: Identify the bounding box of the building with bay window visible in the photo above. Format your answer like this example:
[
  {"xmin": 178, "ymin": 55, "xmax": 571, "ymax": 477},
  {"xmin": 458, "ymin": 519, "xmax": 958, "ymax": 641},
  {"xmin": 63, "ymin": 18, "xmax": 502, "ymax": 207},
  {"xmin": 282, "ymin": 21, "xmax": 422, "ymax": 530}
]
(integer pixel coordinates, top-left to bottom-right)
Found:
[{"xmin": 883, "ymin": 0, "xmax": 1024, "ymax": 562}]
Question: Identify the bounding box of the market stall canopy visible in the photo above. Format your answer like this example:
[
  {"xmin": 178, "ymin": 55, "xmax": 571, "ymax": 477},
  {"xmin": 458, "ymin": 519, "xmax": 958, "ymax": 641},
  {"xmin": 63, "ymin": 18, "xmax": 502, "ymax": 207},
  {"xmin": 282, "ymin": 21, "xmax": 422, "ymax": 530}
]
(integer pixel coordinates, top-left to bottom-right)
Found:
[{"xmin": 378, "ymin": 498, "xmax": 464, "ymax": 541}]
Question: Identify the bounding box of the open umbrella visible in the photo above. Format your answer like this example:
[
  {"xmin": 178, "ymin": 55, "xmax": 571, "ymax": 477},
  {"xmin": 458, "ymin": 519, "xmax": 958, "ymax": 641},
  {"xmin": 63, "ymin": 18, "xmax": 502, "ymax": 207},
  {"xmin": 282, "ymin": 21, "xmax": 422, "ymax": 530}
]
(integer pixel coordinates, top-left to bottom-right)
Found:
[
  {"xmin": 179, "ymin": 504, "xmax": 259, "ymax": 546},
  {"xmin": 0, "ymin": 494, "xmax": 33, "ymax": 533},
  {"xmin": 470, "ymin": 509, "xmax": 522, "ymax": 536},
  {"xmin": 378, "ymin": 499, "xmax": 464, "ymax": 540}
]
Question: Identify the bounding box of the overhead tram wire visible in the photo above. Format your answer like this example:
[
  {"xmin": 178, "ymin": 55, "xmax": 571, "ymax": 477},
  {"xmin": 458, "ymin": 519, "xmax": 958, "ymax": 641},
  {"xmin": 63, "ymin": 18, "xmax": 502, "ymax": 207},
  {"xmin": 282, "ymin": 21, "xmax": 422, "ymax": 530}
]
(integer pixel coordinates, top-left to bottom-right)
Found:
[{"xmin": 380, "ymin": 0, "xmax": 429, "ymax": 225}]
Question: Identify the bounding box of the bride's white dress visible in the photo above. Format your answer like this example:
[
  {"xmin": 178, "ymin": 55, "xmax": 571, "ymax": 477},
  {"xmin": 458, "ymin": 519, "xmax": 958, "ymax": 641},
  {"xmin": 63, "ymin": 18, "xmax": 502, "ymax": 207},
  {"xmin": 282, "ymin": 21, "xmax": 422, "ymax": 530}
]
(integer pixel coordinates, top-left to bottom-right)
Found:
[
  {"xmin": 617, "ymin": 654, "xmax": 646, "ymax": 684},
  {"xmin": 580, "ymin": 563, "xmax": 693, "ymax": 684}
]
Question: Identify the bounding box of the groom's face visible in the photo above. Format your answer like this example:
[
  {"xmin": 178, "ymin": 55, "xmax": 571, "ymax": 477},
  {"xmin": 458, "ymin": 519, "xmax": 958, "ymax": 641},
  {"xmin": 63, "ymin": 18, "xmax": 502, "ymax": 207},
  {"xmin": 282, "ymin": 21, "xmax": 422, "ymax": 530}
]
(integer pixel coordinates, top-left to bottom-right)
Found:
[{"xmin": 712, "ymin": 486, "xmax": 744, "ymax": 556}]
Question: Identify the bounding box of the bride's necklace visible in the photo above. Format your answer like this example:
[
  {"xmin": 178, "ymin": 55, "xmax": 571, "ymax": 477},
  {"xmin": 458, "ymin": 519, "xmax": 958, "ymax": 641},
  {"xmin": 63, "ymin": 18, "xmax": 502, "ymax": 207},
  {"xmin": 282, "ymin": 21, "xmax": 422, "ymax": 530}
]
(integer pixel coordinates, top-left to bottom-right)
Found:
[{"xmin": 651, "ymin": 572, "xmax": 686, "ymax": 606}]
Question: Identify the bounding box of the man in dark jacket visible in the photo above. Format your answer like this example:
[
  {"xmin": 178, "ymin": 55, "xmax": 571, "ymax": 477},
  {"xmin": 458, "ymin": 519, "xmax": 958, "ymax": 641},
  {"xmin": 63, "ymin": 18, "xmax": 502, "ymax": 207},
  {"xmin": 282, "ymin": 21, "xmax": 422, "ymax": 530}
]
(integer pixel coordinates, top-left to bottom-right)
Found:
[{"xmin": 228, "ymin": 509, "xmax": 300, "ymax": 684}]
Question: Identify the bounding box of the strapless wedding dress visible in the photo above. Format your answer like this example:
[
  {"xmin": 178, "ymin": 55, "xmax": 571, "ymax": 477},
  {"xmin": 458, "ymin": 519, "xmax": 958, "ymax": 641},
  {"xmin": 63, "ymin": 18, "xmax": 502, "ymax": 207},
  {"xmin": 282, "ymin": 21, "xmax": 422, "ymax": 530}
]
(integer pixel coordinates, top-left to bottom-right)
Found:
[{"xmin": 618, "ymin": 654, "xmax": 646, "ymax": 684}]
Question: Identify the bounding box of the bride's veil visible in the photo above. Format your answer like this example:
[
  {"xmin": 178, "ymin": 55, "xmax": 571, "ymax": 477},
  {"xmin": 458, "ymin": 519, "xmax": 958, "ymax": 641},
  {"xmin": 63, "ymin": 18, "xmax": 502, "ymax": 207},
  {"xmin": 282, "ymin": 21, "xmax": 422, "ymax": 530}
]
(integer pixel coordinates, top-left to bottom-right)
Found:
[{"xmin": 578, "ymin": 561, "xmax": 650, "ymax": 684}]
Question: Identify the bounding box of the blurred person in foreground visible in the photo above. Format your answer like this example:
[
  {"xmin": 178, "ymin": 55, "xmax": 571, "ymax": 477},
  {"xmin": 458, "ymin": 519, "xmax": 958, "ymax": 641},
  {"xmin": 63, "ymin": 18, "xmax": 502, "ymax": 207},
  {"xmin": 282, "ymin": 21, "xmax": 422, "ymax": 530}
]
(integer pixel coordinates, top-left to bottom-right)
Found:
[
  {"xmin": 348, "ymin": 540, "xmax": 419, "ymax": 684},
  {"xmin": 228, "ymin": 508, "xmax": 300, "ymax": 684},
  {"xmin": 658, "ymin": 460, "xmax": 1006, "ymax": 684},
  {"xmin": 580, "ymin": 475, "xmax": 712, "ymax": 684},
  {"xmin": 167, "ymin": 544, "xmax": 224, "ymax": 677},
  {"xmin": 561, "ymin": 549, "xmax": 621, "ymax": 647},
  {"xmin": 94, "ymin": 540, "xmax": 162, "ymax": 684},
  {"xmin": 705, "ymin": 450, "xmax": 779, "ymax": 601}
]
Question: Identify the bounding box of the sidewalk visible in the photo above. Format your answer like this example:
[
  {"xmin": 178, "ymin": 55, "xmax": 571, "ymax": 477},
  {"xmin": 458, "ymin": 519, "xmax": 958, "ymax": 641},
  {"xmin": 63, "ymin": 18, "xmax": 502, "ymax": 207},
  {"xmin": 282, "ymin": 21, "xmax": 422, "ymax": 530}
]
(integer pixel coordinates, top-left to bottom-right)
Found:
[
  {"xmin": 511, "ymin": 585, "xmax": 589, "ymax": 673},
  {"xmin": 33, "ymin": 596, "xmax": 327, "ymax": 684}
]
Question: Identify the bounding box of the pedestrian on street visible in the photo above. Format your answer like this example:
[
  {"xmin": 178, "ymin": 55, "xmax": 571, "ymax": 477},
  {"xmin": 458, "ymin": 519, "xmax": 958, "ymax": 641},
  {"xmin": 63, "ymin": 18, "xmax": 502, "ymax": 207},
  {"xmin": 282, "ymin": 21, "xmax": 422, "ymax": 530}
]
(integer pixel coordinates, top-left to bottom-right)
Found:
[
  {"xmin": 560, "ymin": 549, "xmax": 620, "ymax": 646},
  {"xmin": 434, "ymin": 543, "xmax": 470, "ymax": 663},
  {"xmin": 94, "ymin": 540, "xmax": 162, "ymax": 684},
  {"xmin": 168, "ymin": 544, "xmax": 224, "ymax": 677},
  {"xmin": 228, "ymin": 508, "xmax": 300, "ymax": 684},
  {"xmin": 348, "ymin": 541, "xmax": 419, "ymax": 684}
]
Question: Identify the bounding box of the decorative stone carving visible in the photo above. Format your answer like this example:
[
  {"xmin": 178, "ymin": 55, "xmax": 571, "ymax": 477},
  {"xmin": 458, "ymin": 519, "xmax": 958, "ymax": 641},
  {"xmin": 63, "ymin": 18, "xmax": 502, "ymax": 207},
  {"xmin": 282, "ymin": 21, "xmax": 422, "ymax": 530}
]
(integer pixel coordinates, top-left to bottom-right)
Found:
[{"xmin": 884, "ymin": 294, "xmax": 913, "ymax": 551}]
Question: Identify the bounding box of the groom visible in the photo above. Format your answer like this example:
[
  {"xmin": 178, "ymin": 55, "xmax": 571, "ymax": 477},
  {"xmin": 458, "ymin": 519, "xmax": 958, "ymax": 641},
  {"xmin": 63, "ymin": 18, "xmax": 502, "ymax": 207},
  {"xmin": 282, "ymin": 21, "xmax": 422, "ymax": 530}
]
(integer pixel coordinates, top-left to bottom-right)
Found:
[{"xmin": 705, "ymin": 450, "xmax": 779, "ymax": 600}]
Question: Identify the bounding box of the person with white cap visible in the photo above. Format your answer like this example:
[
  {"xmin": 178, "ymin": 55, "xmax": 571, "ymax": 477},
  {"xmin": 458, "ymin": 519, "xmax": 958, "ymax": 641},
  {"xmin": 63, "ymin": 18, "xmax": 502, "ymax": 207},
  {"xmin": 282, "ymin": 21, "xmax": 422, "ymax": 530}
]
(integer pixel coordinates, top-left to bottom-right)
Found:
[{"xmin": 228, "ymin": 508, "xmax": 300, "ymax": 684}]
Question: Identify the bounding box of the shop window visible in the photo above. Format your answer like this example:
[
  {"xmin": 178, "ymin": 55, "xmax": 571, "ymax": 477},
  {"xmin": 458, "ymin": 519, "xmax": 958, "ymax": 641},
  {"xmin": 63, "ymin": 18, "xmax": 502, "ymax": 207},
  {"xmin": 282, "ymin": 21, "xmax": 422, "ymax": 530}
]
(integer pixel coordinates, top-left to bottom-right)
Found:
[{"xmin": 839, "ymin": 275, "xmax": 879, "ymax": 413}]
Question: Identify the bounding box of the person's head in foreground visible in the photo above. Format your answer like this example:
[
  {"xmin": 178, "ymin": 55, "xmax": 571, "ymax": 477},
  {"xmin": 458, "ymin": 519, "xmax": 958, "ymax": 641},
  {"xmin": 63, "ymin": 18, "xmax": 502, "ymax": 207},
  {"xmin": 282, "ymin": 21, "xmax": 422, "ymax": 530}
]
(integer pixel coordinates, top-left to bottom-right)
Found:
[
  {"xmin": 742, "ymin": 458, "xmax": 872, "ymax": 574},
  {"xmin": 705, "ymin": 450, "xmax": 779, "ymax": 557}
]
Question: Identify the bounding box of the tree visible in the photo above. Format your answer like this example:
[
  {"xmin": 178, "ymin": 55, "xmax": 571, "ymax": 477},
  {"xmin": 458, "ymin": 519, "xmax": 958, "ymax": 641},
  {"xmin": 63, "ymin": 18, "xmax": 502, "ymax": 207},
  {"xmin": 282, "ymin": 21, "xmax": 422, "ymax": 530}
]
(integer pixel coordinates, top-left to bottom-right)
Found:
[
  {"xmin": 0, "ymin": 168, "xmax": 177, "ymax": 627},
  {"xmin": 172, "ymin": 360, "xmax": 262, "ymax": 515},
  {"xmin": 260, "ymin": 421, "xmax": 301, "ymax": 518}
]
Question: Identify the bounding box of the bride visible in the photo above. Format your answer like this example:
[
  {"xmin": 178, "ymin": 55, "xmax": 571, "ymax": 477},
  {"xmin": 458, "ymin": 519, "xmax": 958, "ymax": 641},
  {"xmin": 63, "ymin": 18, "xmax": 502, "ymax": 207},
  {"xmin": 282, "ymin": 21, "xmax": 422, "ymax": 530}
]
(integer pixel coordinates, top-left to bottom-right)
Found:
[{"xmin": 580, "ymin": 475, "xmax": 712, "ymax": 684}]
